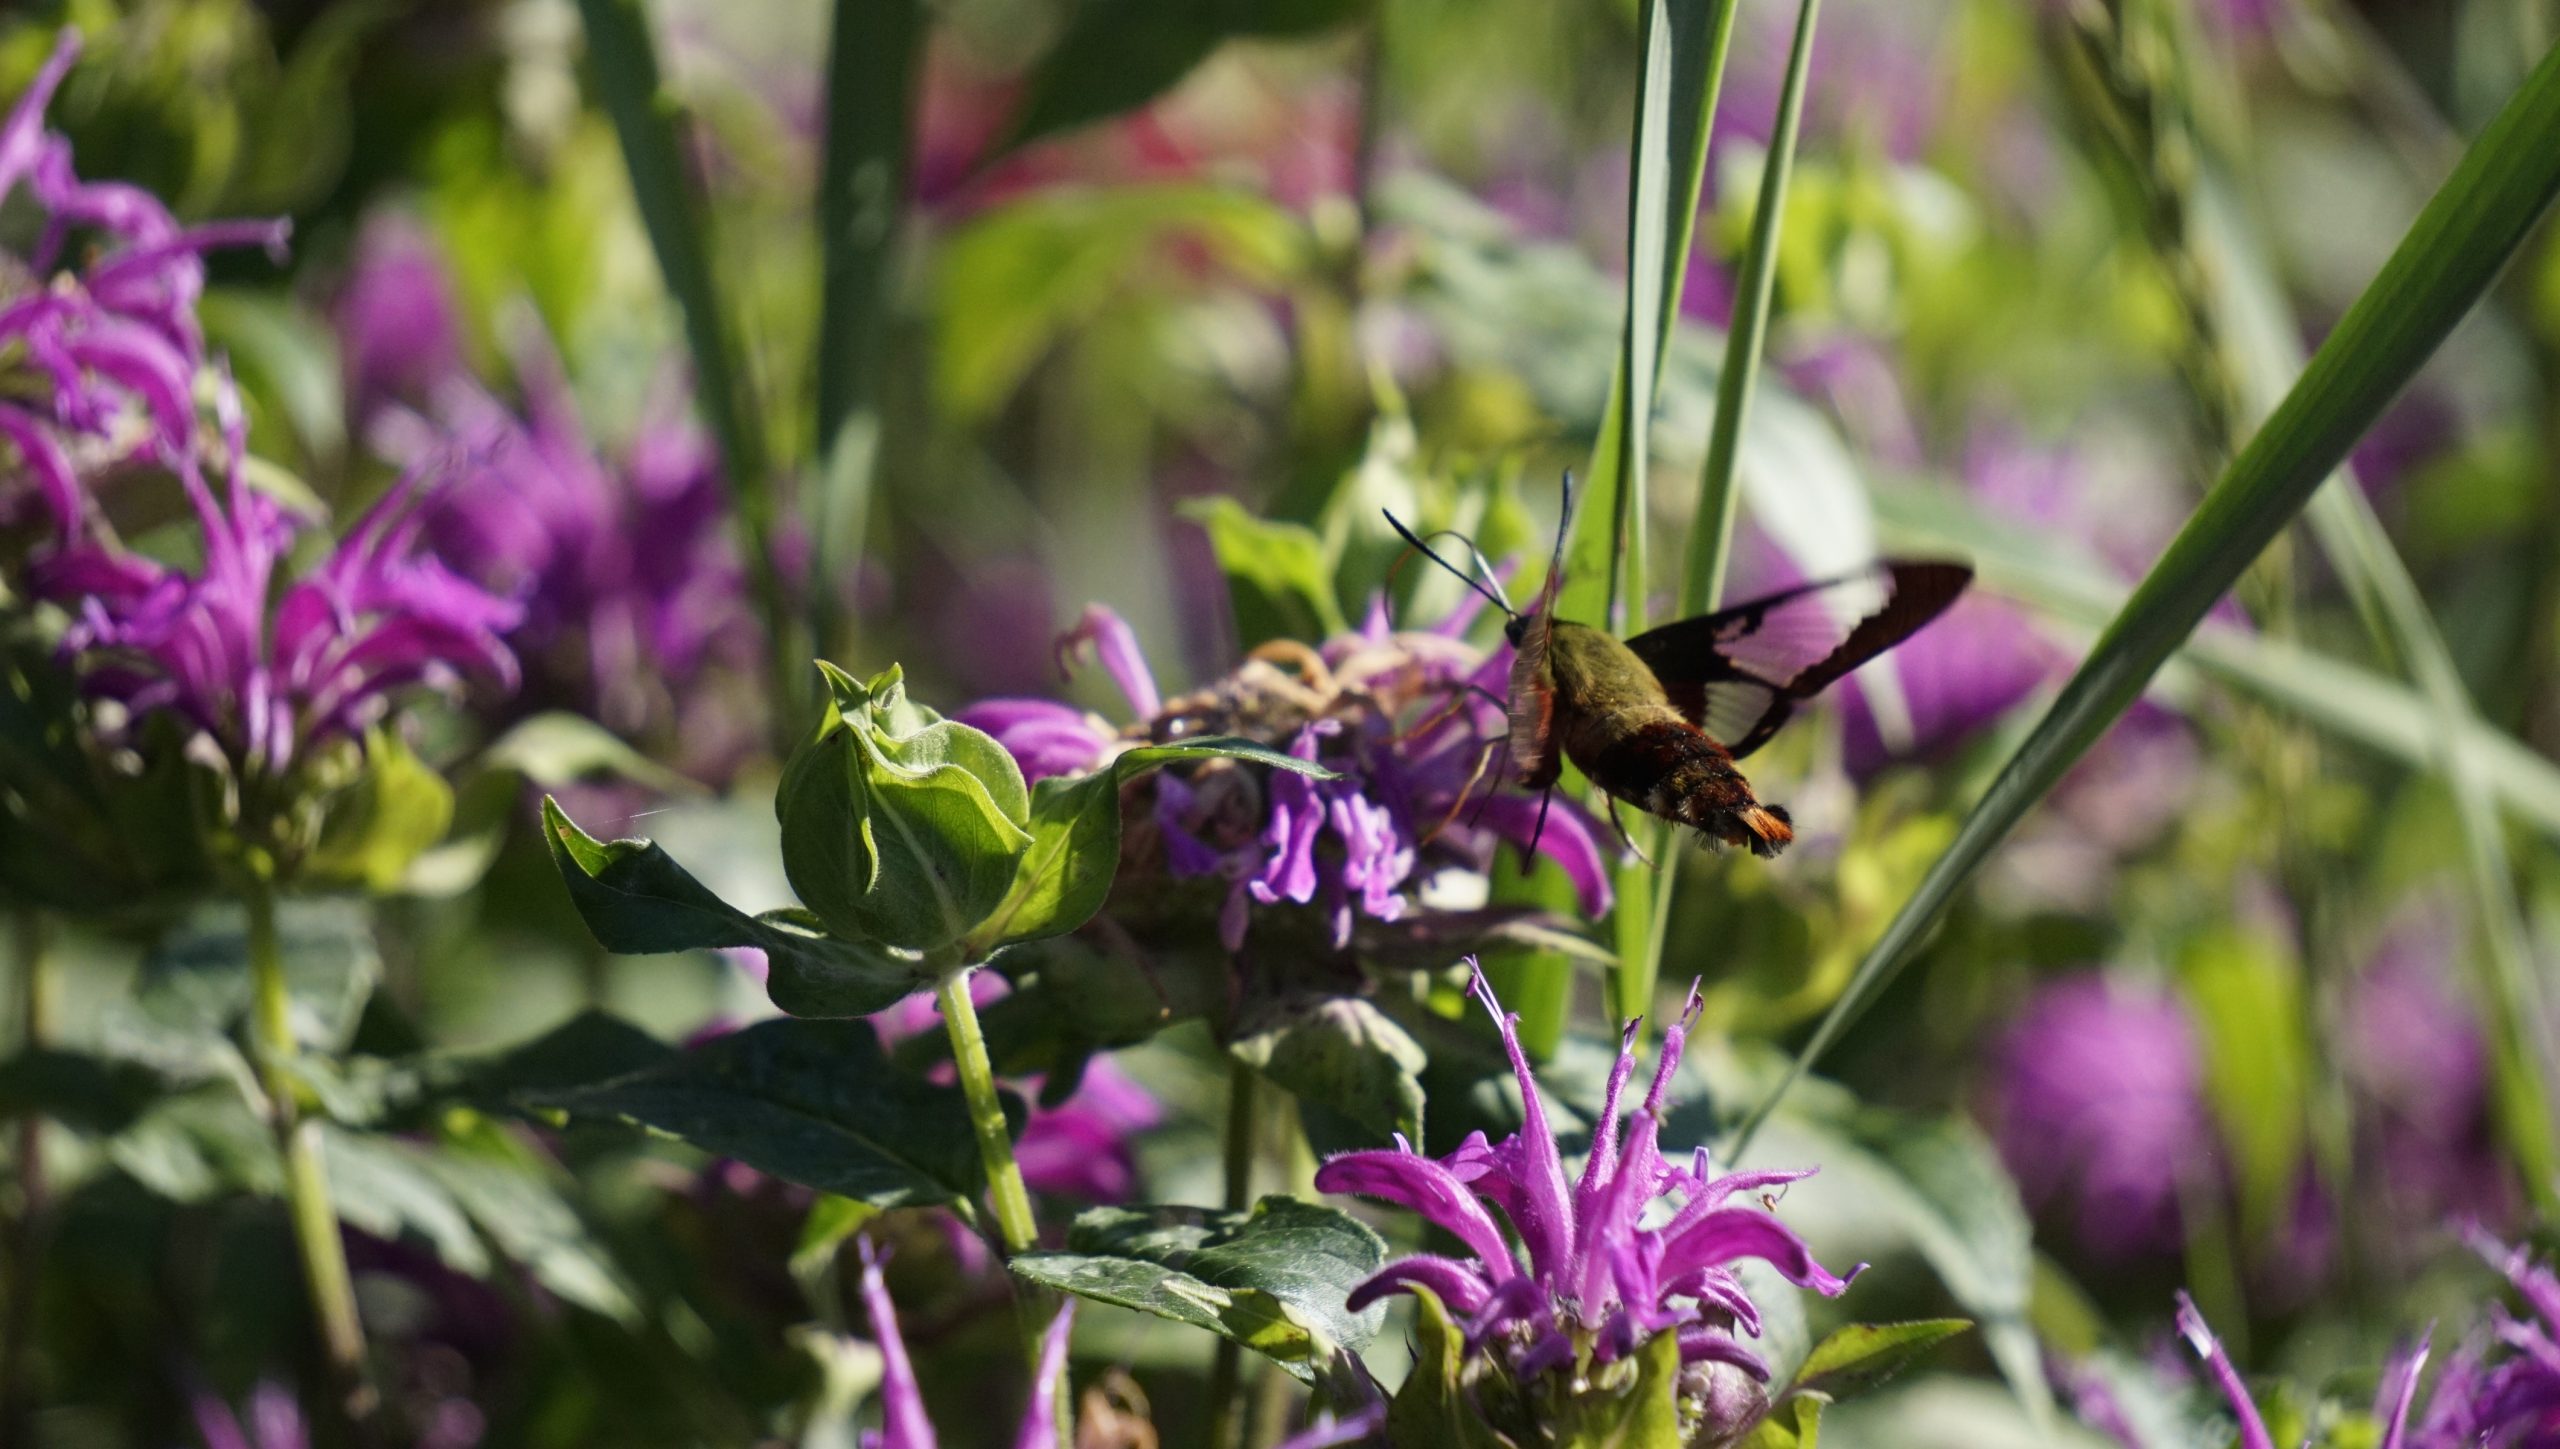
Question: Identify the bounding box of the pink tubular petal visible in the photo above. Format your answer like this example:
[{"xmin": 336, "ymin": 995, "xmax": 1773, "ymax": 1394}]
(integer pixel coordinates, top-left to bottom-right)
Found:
[
  {"xmin": 1656, "ymin": 1209, "xmax": 1855, "ymax": 1297},
  {"xmin": 1010, "ymin": 1302, "xmax": 1075, "ymax": 1449},
  {"xmin": 1577, "ymin": 1018, "xmax": 1643, "ymax": 1198},
  {"xmin": 1467, "ymin": 963, "xmax": 1576, "ymax": 1281},
  {"xmin": 1340, "ymin": 1255, "xmax": 1494, "ymax": 1316},
  {"xmin": 1678, "ymin": 1328, "xmax": 1773, "ymax": 1379},
  {"xmin": 2175, "ymin": 1291, "xmax": 2275, "ymax": 1449},
  {"xmin": 2376, "ymin": 1330, "xmax": 2430, "ymax": 1449},
  {"xmin": 1641, "ymin": 979, "xmax": 1705, "ymax": 1115},
  {"xmin": 857, "ymin": 1242, "xmax": 939, "ymax": 1449},
  {"xmin": 1314, "ymin": 1149, "xmax": 1515, "ymax": 1277},
  {"xmin": 1467, "ymin": 792, "xmax": 1612, "ymax": 916},
  {"xmin": 1058, "ymin": 604, "xmax": 1161, "ymax": 720},
  {"xmin": 0, "ymin": 28, "xmax": 79, "ymax": 203},
  {"xmin": 0, "ymin": 404, "xmax": 81, "ymax": 532}
]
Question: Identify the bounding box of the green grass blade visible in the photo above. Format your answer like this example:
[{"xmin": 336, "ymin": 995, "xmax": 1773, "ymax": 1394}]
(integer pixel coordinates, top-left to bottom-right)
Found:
[
  {"xmin": 1635, "ymin": 0, "xmax": 1825, "ymax": 1043},
  {"xmin": 1542, "ymin": 0, "xmax": 1739, "ymax": 1035},
  {"xmin": 1557, "ymin": 0, "xmax": 1740, "ymax": 631},
  {"xmin": 1679, "ymin": 0, "xmax": 1819, "ymax": 620},
  {"xmin": 1731, "ymin": 37, "xmax": 2560, "ymax": 1158},
  {"xmin": 811, "ymin": 0, "xmax": 925, "ymax": 666},
  {"xmin": 576, "ymin": 0, "xmax": 801, "ymax": 730},
  {"xmin": 1869, "ymin": 481, "xmax": 2560, "ymax": 838}
]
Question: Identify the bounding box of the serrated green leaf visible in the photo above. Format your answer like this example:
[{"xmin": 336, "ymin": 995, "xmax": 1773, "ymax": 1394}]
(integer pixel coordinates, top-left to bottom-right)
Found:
[
  {"xmin": 541, "ymin": 796, "xmax": 931, "ymax": 1017},
  {"xmin": 1228, "ymin": 994, "xmax": 1426, "ymax": 1143},
  {"xmin": 967, "ymin": 736, "xmax": 1335, "ymax": 955},
  {"xmin": 1790, "ymin": 1320, "xmax": 1971, "ymax": 1404},
  {"xmin": 1010, "ymin": 1196, "xmax": 1386, "ymax": 1382},
  {"xmin": 527, "ymin": 1017, "xmax": 1012, "ymax": 1208}
]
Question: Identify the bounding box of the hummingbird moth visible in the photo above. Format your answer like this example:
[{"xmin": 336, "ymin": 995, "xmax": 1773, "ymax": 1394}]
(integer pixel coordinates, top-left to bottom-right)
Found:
[{"xmin": 1387, "ymin": 479, "xmax": 1970, "ymax": 861}]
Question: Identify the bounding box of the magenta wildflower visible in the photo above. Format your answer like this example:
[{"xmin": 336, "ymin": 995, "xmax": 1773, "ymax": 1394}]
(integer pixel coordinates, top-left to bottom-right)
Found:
[
  {"xmin": 2403, "ymin": 1235, "xmax": 2560, "ymax": 1447},
  {"xmin": 1314, "ymin": 966, "xmax": 1856, "ymax": 1399},
  {"xmin": 1985, "ymin": 975, "xmax": 2216, "ymax": 1261},
  {"xmin": 957, "ymin": 599, "xmax": 1611, "ymax": 953},
  {"xmin": 34, "ymin": 386, "xmax": 520, "ymax": 778},
  {"xmin": 0, "ymin": 28, "xmax": 288, "ymax": 541},
  {"xmin": 189, "ymin": 1380, "xmax": 309, "ymax": 1449},
  {"xmin": 2166, "ymin": 1237, "xmax": 2560, "ymax": 1449},
  {"xmin": 335, "ymin": 212, "xmax": 468, "ymax": 423},
  {"xmin": 855, "ymin": 1241, "xmax": 1074, "ymax": 1449}
]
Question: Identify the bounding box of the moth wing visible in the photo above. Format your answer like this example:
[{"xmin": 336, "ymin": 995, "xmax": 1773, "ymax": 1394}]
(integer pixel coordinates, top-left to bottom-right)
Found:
[
  {"xmin": 1507, "ymin": 615, "xmax": 1561, "ymax": 786},
  {"xmin": 1624, "ymin": 561, "xmax": 1971, "ymax": 758}
]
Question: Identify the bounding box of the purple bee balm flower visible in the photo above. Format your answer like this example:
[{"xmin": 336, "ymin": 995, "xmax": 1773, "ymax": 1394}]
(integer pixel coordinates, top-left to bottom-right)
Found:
[
  {"xmin": 1315, "ymin": 965, "xmax": 1856, "ymax": 1402},
  {"xmin": 2172, "ymin": 1238, "xmax": 2560, "ymax": 1449},
  {"xmin": 189, "ymin": 1380, "xmax": 310, "ymax": 1449},
  {"xmin": 2404, "ymin": 1234, "xmax": 2560, "ymax": 1448},
  {"xmin": 380, "ymin": 319, "xmax": 756, "ymax": 755},
  {"xmin": 1984, "ymin": 975, "xmax": 2217, "ymax": 1262},
  {"xmin": 37, "ymin": 386, "xmax": 520, "ymax": 777},
  {"xmin": 335, "ymin": 212, "xmax": 468, "ymax": 423},
  {"xmin": 959, "ymin": 600, "xmax": 1612, "ymax": 953},
  {"xmin": 855, "ymin": 1240, "xmax": 1075, "ymax": 1449},
  {"xmin": 0, "ymin": 28, "xmax": 287, "ymax": 540}
]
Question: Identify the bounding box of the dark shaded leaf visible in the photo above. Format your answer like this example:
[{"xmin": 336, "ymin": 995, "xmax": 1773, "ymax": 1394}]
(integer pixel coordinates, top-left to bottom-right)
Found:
[
  {"xmin": 527, "ymin": 1017, "xmax": 1013, "ymax": 1208},
  {"xmin": 1228, "ymin": 994, "xmax": 1426, "ymax": 1143},
  {"xmin": 542, "ymin": 796, "xmax": 931, "ymax": 1017},
  {"xmin": 1011, "ymin": 1196, "xmax": 1387, "ymax": 1381}
]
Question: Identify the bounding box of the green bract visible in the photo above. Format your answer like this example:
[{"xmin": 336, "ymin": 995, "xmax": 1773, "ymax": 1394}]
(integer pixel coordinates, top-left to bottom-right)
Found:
[{"xmin": 777, "ymin": 662, "xmax": 1036, "ymax": 954}]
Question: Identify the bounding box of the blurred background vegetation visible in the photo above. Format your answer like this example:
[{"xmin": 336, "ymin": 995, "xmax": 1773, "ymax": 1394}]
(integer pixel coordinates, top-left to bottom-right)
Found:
[{"xmin": 6, "ymin": 0, "xmax": 2560, "ymax": 1443}]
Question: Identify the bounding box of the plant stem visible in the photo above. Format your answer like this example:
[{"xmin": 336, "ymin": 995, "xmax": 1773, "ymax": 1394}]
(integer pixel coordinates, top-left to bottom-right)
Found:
[
  {"xmin": 1207, "ymin": 1059, "xmax": 1259, "ymax": 1449},
  {"xmin": 245, "ymin": 884, "xmax": 375, "ymax": 1424},
  {"xmin": 935, "ymin": 969, "xmax": 1037, "ymax": 1255},
  {"xmin": 1, "ymin": 910, "xmax": 52, "ymax": 1438}
]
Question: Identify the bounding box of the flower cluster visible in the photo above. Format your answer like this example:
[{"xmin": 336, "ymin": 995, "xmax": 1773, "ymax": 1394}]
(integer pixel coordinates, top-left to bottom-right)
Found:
[
  {"xmin": 341, "ymin": 219, "xmax": 759, "ymax": 767},
  {"xmin": 32, "ymin": 388, "xmax": 520, "ymax": 781},
  {"xmin": 0, "ymin": 29, "xmax": 288, "ymax": 544},
  {"xmin": 2170, "ymin": 1236, "xmax": 2560, "ymax": 1449},
  {"xmin": 1984, "ymin": 975, "xmax": 2215, "ymax": 1261},
  {"xmin": 0, "ymin": 34, "xmax": 520, "ymax": 788},
  {"xmin": 1315, "ymin": 967, "xmax": 1855, "ymax": 1428},
  {"xmin": 959, "ymin": 598, "xmax": 1610, "ymax": 952}
]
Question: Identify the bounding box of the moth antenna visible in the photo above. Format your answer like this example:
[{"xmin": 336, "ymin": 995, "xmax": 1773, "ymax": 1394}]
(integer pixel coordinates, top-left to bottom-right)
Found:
[
  {"xmin": 1381, "ymin": 509, "xmax": 1517, "ymax": 620},
  {"xmin": 1531, "ymin": 470, "xmax": 1576, "ymax": 617}
]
